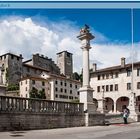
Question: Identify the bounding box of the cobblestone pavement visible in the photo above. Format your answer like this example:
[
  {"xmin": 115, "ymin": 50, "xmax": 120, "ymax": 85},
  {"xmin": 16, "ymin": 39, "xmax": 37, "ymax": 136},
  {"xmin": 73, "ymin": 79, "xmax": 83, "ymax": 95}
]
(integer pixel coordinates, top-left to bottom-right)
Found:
[{"xmin": 0, "ymin": 122, "xmax": 140, "ymax": 139}]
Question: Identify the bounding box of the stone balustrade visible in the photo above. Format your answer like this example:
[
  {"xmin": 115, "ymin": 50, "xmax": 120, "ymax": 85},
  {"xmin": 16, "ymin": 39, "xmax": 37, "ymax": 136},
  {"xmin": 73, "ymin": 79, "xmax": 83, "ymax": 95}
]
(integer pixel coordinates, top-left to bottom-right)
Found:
[{"xmin": 0, "ymin": 96, "xmax": 84, "ymax": 114}]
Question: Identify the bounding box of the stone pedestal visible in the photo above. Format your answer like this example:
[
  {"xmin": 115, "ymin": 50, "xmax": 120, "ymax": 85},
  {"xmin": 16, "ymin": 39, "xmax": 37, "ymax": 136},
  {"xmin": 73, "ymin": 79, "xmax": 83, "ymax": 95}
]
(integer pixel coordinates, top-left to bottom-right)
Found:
[{"xmin": 79, "ymin": 87, "xmax": 96, "ymax": 114}]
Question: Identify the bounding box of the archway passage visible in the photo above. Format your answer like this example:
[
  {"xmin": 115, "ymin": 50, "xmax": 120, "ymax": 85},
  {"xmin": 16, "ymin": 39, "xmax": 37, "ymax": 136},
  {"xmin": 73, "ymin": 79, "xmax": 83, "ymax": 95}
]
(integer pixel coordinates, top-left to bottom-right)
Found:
[
  {"xmin": 136, "ymin": 96, "xmax": 140, "ymax": 112},
  {"xmin": 116, "ymin": 96, "xmax": 129, "ymax": 113},
  {"xmin": 93, "ymin": 98, "xmax": 98, "ymax": 110},
  {"xmin": 104, "ymin": 97, "xmax": 114, "ymax": 113}
]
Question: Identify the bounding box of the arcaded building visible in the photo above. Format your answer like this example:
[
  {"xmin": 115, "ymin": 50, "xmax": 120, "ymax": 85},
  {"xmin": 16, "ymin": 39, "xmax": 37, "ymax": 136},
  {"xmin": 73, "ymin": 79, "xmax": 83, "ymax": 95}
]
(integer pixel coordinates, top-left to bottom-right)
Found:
[{"xmin": 90, "ymin": 57, "xmax": 140, "ymax": 114}]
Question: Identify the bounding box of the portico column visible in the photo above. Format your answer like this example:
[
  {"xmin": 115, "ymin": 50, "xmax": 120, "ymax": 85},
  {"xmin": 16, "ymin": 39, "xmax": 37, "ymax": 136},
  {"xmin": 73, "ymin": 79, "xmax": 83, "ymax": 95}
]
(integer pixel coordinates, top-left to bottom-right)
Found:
[{"xmin": 114, "ymin": 101, "xmax": 117, "ymax": 114}]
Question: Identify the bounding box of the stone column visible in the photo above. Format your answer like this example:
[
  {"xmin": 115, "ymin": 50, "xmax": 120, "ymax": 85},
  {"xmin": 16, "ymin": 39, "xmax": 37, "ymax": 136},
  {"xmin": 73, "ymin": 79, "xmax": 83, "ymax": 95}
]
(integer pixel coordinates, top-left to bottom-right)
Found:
[{"xmin": 77, "ymin": 25, "xmax": 95, "ymax": 114}]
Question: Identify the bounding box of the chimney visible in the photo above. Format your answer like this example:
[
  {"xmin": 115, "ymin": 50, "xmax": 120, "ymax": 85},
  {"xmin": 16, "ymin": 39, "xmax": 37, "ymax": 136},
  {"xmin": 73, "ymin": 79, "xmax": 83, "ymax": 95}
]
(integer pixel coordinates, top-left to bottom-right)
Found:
[
  {"xmin": 19, "ymin": 54, "xmax": 22, "ymax": 58},
  {"xmin": 121, "ymin": 57, "xmax": 125, "ymax": 67},
  {"xmin": 93, "ymin": 63, "xmax": 97, "ymax": 72}
]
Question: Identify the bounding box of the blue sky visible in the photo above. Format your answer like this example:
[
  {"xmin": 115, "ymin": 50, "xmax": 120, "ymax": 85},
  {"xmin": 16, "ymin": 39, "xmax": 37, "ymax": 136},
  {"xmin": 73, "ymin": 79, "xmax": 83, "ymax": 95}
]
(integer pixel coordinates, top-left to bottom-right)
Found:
[
  {"xmin": 0, "ymin": 9, "xmax": 140, "ymax": 72},
  {"xmin": 0, "ymin": 9, "xmax": 140, "ymax": 42}
]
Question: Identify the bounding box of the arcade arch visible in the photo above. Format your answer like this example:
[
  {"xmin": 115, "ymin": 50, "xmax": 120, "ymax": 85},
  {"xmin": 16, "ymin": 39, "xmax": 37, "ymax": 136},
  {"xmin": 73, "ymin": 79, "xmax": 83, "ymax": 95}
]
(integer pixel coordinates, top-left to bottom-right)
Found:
[{"xmin": 116, "ymin": 96, "xmax": 129, "ymax": 113}]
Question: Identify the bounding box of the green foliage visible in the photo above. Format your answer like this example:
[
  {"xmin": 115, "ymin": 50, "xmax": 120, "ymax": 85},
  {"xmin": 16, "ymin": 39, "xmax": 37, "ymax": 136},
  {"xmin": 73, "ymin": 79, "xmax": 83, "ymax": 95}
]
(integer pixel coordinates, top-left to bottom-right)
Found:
[
  {"xmin": 71, "ymin": 99, "xmax": 79, "ymax": 103},
  {"xmin": 72, "ymin": 72, "xmax": 83, "ymax": 83},
  {"xmin": 29, "ymin": 88, "xmax": 46, "ymax": 99},
  {"xmin": 72, "ymin": 72, "xmax": 80, "ymax": 80},
  {"xmin": 6, "ymin": 84, "xmax": 19, "ymax": 91}
]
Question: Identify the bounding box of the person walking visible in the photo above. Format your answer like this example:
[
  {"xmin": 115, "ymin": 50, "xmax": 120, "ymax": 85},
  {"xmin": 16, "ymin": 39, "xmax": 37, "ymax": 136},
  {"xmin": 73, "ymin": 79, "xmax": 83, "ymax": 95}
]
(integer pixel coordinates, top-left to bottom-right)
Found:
[{"xmin": 123, "ymin": 107, "xmax": 130, "ymax": 124}]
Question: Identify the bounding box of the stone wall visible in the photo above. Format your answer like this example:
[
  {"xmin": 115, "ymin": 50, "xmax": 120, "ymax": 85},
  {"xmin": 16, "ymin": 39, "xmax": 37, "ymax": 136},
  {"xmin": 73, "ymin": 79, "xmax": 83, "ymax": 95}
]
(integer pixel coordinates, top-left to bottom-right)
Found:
[
  {"xmin": 0, "ymin": 112, "xmax": 85, "ymax": 131},
  {"xmin": 87, "ymin": 113, "xmax": 105, "ymax": 126},
  {"xmin": 0, "ymin": 96, "xmax": 105, "ymax": 131}
]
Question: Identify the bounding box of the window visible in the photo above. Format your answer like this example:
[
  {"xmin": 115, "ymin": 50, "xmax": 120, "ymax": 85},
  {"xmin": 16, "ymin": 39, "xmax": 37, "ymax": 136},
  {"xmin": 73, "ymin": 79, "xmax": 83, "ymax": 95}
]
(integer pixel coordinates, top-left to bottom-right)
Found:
[
  {"xmin": 97, "ymin": 86, "xmax": 100, "ymax": 92},
  {"xmin": 69, "ymin": 96, "xmax": 73, "ymax": 99},
  {"xmin": 65, "ymin": 82, "xmax": 67, "ymax": 86},
  {"xmin": 32, "ymin": 80, "xmax": 35, "ymax": 85},
  {"xmin": 17, "ymin": 57, "xmax": 19, "ymax": 61},
  {"xmin": 26, "ymin": 94, "xmax": 28, "ymax": 98},
  {"xmin": 110, "ymin": 85, "xmax": 113, "ymax": 91},
  {"xmin": 70, "ymin": 90, "xmax": 72, "ymax": 94},
  {"xmin": 25, "ymin": 87, "xmax": 27, "ymax": 91},
  {"xmin": 75, "ymin": 85, "xmax": 77, "ymax": 89},
  {"xmin": 65, "ymin": 89, "xmax": 67, "ymax": 93},
  {"xmin": 102, "ymin": 86, "xmax": 105, "ymax": 91},
  {"xmin": 55, "ymin": 87, "xmax": 58, "ymax": 92},
  {"xmin": 127, "ymin": 83, "xmax": 131, "ymax": 90},
  {"xmin": 137, "ymin": 69, "xmax": 140, "ymax": 76},
  {"xmin": 60, "ymin": 81, "xmax": 63, "ymax": 86},
  {"xmin": 77, "ymin": 92, "xmax": 79, "ymax": 95},
  {"xmin": 42, "ymin": 88, "xmax": 45, "ymax": 92},
  {"xmin": 137, "ymin": 82, "xmax": 140, "ymax": 89},
  {"xmin": 70, "ymin": 83, "xmax": 72, "ymax": 87},
  {"xmin": 25, "ymin": 80, "xmax": 27, "ymax": 84},
  {"xmin": 55, "ymin": 80, "xmax": 58, "ymax": 84},
  {"xmin": 127, "ymin": 69, "xmax": 131, "ymax": 77},
  {"xmin": 97, "ymin": 75, "xmax": 100, "ymax": 80},
  {"xmin": 115, "ymin": 72, "xmax": 118, "ymax": 78},
  {"xmin": 106, "ymin": 85, "xmax": 109, "ymax": 92},
  {"xmin": 60, "ymin": 88, "xmax": 63, "ymax": 92},
  {"xmin": 42, "ymin": 81, "xmax": 45, "ymax": 86},
  {"xmin": 115, "ymin": 84, "xmax": 118, "ymax": 91},
  {"xmin": 55, "ymin": 94, "xmax": 58, "ymax": 98},
  {"xmin": 21, "ymin": 82, "xmax": 22, "ymax": 85}
]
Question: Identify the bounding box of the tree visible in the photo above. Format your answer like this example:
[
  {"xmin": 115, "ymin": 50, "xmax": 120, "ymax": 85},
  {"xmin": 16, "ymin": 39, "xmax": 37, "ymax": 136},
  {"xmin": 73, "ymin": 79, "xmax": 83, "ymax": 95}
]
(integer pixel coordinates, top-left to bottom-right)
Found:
[
  {"xmin": 6, "ymin": 84, "xmax": 19, "ymax": 91},
  {"xmin": 29, "ymin": 88, "xmax": 46, "ymax": 99},
  {"xmin": 72, "ymin": 72, "xmax": 80, "ymax": 80}
]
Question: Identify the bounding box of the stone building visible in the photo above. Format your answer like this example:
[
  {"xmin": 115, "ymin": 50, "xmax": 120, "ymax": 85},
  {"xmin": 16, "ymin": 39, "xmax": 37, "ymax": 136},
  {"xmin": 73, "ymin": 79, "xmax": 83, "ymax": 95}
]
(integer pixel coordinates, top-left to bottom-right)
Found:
[
  {"xmin": 20, "ymin": 72, "xmax": 80, "ymax": 102},
  {"xmin": 57, "ymin": 51, "xmax": 73, "ymax": 78},
  {"xmin": 0, "ymin": 53, "xmax": 23, "ymax": 85},
  {"xmin": 20, "ymin": 76, "xmax": 51, "ymax": 99},
  {"xmin": 90, "ymin": 57, "xmax": 140, "ymax": 114},
  {"xmin": 24, "ymin": 53, "xmax": 60, "ymax": 75},
  {"xmin": 0, "ymin": 53, "xmax": 61, "ymax": 85}
]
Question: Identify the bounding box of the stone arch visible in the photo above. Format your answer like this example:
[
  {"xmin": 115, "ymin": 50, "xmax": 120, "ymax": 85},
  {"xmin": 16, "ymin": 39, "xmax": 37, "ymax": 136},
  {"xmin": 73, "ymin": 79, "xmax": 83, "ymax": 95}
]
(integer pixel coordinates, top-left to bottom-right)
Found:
[
  {"xmin": 104, "ymin": 97, "xmax": 114, "ymax": 113},
  {"xmin": 116, "ymin": 96, "xmax": 129, "ymax": 113},
  {"xmin": 93, "ymin": 98, "xmax": 98, "ymax": 110}
]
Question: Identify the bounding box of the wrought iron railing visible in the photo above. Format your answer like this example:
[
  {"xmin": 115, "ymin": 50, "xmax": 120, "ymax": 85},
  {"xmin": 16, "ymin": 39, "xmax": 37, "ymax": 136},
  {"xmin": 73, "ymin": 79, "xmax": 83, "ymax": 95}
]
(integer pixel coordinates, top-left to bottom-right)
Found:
[{"xmin": 0, "ymin": 96, "xmax": 84, "ymax": 114}]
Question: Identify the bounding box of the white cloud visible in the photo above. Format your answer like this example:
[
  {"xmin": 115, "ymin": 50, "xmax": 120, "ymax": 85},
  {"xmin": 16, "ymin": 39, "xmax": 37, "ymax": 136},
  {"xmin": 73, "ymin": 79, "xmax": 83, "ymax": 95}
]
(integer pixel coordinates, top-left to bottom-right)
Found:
[{"xmin": 0, "ymin": 16, "xmax": 140, "ymax": 73}]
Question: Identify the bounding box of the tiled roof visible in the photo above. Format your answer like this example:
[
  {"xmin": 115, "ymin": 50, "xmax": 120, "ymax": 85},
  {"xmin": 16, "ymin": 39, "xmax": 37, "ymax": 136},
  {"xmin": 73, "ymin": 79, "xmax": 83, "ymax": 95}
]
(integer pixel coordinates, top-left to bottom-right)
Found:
[{"xmin": 91, "ymin": 61, "xmax": 140, "ymax": 74}]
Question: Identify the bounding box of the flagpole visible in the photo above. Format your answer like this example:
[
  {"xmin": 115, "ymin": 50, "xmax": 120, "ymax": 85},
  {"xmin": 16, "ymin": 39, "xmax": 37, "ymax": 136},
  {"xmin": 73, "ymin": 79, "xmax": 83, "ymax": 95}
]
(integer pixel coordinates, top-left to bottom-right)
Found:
[{"xmin": 131, "ymin": 8, "xmax": 134, "ymax": 95}]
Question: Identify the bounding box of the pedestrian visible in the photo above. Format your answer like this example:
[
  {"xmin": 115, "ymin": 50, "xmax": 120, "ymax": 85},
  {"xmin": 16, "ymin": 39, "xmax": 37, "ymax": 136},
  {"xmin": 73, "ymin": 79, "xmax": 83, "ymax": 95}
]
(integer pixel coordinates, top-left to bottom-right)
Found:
[{"xmin": 123, "ymin": 107, "xmax": 130, "ymax": 124}]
